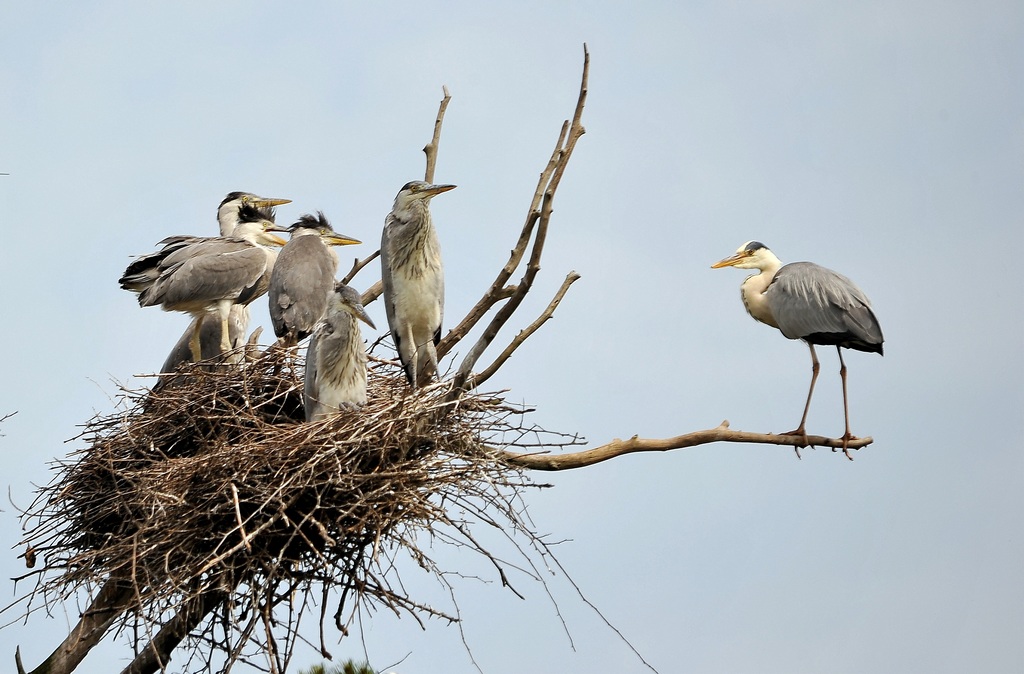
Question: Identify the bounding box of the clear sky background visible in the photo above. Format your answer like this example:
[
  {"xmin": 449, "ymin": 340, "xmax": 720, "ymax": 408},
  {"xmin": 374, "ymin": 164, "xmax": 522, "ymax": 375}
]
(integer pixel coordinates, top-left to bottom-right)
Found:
[{"xmin": 1, "ymin": 2, "xmax": 1022, "ymax": 673}]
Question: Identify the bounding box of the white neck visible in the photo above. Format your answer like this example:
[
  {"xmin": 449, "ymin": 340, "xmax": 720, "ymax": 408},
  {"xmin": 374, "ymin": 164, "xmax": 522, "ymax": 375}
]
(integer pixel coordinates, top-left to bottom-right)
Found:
[
  {"xmin": 737, "ymin": 251, "xmax": 782, "ymax": 328},
  {"xmin": 217, "ymin": 203, "xmax": 241, "ymax": 237}
]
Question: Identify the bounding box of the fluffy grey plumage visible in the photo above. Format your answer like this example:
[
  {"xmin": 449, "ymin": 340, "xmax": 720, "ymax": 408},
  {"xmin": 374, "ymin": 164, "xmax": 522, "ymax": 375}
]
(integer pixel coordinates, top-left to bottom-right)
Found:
[
  {"xmin": 380, "ymin": 181, "xmax": 456, "ymax": 387},
  {"xmin": 269, "ymin": 212, "xmax": 361, "ymax": 345},
  {"xmin": 304, "ymin": 283, "xmax": 376, "ymax": 421}
]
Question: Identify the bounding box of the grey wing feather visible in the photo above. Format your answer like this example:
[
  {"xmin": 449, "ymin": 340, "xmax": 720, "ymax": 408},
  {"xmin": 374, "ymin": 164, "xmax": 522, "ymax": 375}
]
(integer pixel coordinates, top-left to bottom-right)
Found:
[
  {"xmin": 380, "ymin": 219, "xmax": 400, "ymax": 349},
  {"xmin": 270, "ymin": 238, "xmax": 337, "ymax": 338},
  {"xmin": 436, "ymin": 269, "xmax": 444, "ymax": 346},
  {"xmin": 120, "ymin": 236, "xmax": 213, "ymax": 289},
  {"xmin": 144, "ymin": 245, "xmax": 268, "ymax": 307},
  {"xmin": 767, "ymin": 262, "xmax": 883, "ymax": 349}
]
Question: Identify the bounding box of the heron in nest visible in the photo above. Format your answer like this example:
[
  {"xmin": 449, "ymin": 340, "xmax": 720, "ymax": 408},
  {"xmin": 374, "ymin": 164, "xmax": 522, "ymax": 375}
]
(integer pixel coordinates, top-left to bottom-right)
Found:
[
  {"xmin": 712, "ymin": 241, "xmax": 884, "ymax": 457},
  {"xmin": 161, "ymin": 192, "xmax": 291, "ymax": 370},
  {"xmin": 120, "ymin": 204, "xmax": 288, "ymax": 363},
  {"xmin": 269, "ymin": 212, "xmax": 362, "ymax": 346},
  {"xmin": 380, "ymin": 180, "xmax": 456, "ymax": 388},
  {"xmin": 304, "ymin": 282, "xmax": 376, "ymax": 420}
]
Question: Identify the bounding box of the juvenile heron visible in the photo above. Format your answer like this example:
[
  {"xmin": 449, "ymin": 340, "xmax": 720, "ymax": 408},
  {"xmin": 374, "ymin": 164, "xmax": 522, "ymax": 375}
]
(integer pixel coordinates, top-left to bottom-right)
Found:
[
  {"xmin": 712, "ymin": 241, "xmax": 884, "ymax": 457},
  {"xmin": 120, "ymin": 205, "xmax": 288, "ymax": 362},
  {"xmin": 162, "ymin": 192, "xmax": 290, "ymax": 370},
  {"xmin": 269, "ymin": 212, "xmax": 362, "ymax": 345},
  {"xmin": 304, "ymin": 282, "xmax": 376, "ymax": 421},
  {"xmin": 380, "ymin": 180, "xmax": 456, "ymax": 387}
]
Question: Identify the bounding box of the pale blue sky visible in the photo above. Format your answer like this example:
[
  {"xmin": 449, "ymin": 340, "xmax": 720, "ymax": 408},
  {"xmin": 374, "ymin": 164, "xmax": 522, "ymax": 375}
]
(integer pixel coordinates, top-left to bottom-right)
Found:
[{"xmin": 1, "ymin": 2, "xmax": 1022, "ymax": 673}]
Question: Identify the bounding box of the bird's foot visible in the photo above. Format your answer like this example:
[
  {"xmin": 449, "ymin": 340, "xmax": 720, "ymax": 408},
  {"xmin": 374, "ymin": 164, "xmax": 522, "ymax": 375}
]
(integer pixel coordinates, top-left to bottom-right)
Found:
[
  {"xmin": 836, "ymin": 433, "xmax": 859, "ymax": 461},
  {"xmin": 780, "ymin": 428, "xmax": 809, "ymax": 443},
  {"xmin": 779, "ymin": 428, "xmax": 809, "ymax": 460}
]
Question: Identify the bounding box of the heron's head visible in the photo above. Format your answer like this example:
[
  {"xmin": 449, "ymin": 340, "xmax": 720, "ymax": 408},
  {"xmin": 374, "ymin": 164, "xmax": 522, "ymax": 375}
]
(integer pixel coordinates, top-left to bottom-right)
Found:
[
  {"xmin": 289, "ymin": 212, "xmax": 362, "ymax": 246},
  {"xmin": 712, "ymin": 241, "xmax": 780, "ymax": 271},
  {"xmin": 331, "ymin": 282, "xmax": 376, "ymax": 330},
  {"xmin": 233, "ymin": 204, "xmax": 288, "ymax": 246},
  {"xmin": 392, "ymin": 181, "xmax": 456, "ymax": 211},
  {"xmin": 218, "ymin": 192, "xmax": 291, "ymax": 235}
]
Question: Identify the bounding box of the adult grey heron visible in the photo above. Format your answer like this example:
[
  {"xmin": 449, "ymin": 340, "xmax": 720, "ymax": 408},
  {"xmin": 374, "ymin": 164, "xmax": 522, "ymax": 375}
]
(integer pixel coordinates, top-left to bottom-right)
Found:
[
  {"xmin": 712, "ymin": 241, "xmax": 883, "ymax": 457},
  {"xmin": 380, "ymin": 180, "xmax": 456, "ymax": 388},
  {"xmin": 269, "ymin": 212, "xmax": 362, "ymax": 345},
  {"xmin": 161, "ymin": 192, "xmax": 291, "ymax": 370},
  {"xmin": 216, "ymin": 191, "xmax": 292, "ymax": 236},
  {"xmin": 304, "ymin": 282, "xmax": 376, "ymax": 420},
  {"xmin": 120, "ymin": 205, "xmax": 288, "ymax": 363}
]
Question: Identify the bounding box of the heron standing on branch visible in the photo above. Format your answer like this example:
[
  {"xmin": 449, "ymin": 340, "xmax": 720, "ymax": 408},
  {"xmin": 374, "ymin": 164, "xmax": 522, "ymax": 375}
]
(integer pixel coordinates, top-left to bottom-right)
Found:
[
  {"xmin": 161, "ymin": 192, "xmax": 291, "ymax": 370},
  {"xmin": 120, "ymin": 205, "xmax": 288, "ymax": 363},
  {"xmin": 712, "ymin": 241, "xmax": 884, "ymax": 458},
  {"xmin": 381, "ymin": 180, "xmax": 456, "ymax": 388},
  {"xmin": 269, "ymin": 212, "xmax": 362, "ymax": 345},
  {"xmin": 304, "ymin": 282, "xmax": 376, "ymax": 420}
]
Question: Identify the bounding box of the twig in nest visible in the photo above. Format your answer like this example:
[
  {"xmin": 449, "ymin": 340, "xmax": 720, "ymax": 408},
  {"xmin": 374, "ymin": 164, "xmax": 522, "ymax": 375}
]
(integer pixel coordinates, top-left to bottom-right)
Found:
[{"xmin": 11, "ymin": 346, "xmax": 576, "ymax": 674}]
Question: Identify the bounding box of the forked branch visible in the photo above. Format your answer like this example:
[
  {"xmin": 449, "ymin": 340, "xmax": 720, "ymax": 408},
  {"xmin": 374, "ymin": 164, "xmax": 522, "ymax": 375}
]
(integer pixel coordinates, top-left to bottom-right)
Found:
[
  {"xmin": 468, "ymin": 271, "xmax": 581, "ymax": 391},
  {"xmin": 448, "ymin": 46, "xmax": 590, "ymax": 393}
]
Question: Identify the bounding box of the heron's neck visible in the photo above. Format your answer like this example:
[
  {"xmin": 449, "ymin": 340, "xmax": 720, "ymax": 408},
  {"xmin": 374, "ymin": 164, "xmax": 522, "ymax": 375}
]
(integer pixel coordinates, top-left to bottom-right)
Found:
[
  {"xmin": 392, "ymin": 198, "xmax": 431, "ymax": 225},
  {"xmin": 321, "ymin": 313, "xmax": 366, "ymax": 378},
  {"xmin": 217, "ymin": 204, "xmax": 240, "ymax": 237},
  {"xmin": 740, "ymin": 263, "xmax": 781, "ymax": 328},
  {"xmin": 232, "ymin": 224, "xmax": 261, "ymax": 243},
  {"xmin": 390, "ymin": 205, "xmax": 440, "ymax": 272}
]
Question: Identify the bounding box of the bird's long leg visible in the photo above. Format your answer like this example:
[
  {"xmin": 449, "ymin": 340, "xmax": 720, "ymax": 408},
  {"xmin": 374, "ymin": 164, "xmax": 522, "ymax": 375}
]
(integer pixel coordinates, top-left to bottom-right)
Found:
[
  {"xmin": 783, "ymin": 342, "xmax": 820, "ymax": 445},
  {"xmin": 188, "ymin": 318, "xmax": 204, "ymax": 363},
  {"xmin": 396, "ymin": 327, "xmax": 417, "ymax": 389},
  {"xmin": 419, "ymin": 341, "xmax": 439, "ymax": 388},
  {"xmin": 220, "ymin": 314, "xmax": 237, "ymax": 363},
  {"xmin": 837, "ymin": 346, "xmax": 857, "ymax": 460}
]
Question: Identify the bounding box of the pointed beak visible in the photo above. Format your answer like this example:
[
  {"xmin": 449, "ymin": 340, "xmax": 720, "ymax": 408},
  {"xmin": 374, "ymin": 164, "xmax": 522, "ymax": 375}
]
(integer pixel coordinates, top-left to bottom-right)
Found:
[
  {"xmin": 422, "ymin": 183, "xmax": 456, "ymax": 197},
  {"xmin": 324, "ymin": 233, "xmax": 362, "ymax": 246},
  {"xmin": 352, "ymin": 303, "xmax": 376, "ymax": 330},
  {"xmin": 712, "ymin": 253, "xmax": 745, "ymax": 269},
  {"xmin": 260, "ymin": 225, "xmax": 289, "ymax": 246},
  {"xmin": 253, "ymin": 197, "xmax": 292, "ymax": 208}
]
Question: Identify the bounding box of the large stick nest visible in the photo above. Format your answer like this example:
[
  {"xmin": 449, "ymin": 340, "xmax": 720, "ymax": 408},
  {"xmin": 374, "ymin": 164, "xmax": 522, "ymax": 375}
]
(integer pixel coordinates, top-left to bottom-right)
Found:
[{"xmin": 15, "ymin": 346, "xmax": 573, "ymax": 666}]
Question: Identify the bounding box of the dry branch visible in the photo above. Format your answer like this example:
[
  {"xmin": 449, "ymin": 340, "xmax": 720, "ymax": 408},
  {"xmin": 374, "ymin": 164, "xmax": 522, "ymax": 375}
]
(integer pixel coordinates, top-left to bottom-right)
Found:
[
  {"xmin": 448, "ymin": 47, "xmax": 590, "ymax": 394},
  {"xmin": 468, "ymin": 271, "xmax": 581, "ymax": 390},
  {"xmin": 423, "ymin": 85, "xmax": 452, "ymax": 184},
  {"xmin": 496, "ymin": 420, "xmax": 874, "ymax": 471}
]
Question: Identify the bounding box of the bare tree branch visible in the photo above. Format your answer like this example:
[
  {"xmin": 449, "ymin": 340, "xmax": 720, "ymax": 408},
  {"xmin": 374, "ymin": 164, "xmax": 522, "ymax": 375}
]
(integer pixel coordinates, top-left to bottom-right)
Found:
[
  {"xmin": 468, "ymin": 271, "xmax": 581, "ymax": 390},
  {"xmin": 118, "ymin": 588, "xmax": 229, "ymax": 674},
  {"xmin": 19, "ymin": 578, "xmax": 133, "ymax": 674},
  {"xmin": 359, "ymin": 279, "xmax": 382, "ymax": 308},
  {"xmin": 449, "ymin": 45, "xmax": 590, "ymax": 393},
  {"xmin": 340, "ymin": 250, "xmax": 381, "ymax": 286},
  {"xmin": 353, "ymin": 86, "xmax": 452, "ymax": 306},
  {"xmin": 437, "ymin": 131, "xmax": 563, "ymax": 358},
  {"xmin": 495, "ymin": 421, "xmax": 874, "ymax": 470},
  {"xmin": 423, "ymin": 85, "xmax": 452, "ymax": 183}
]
